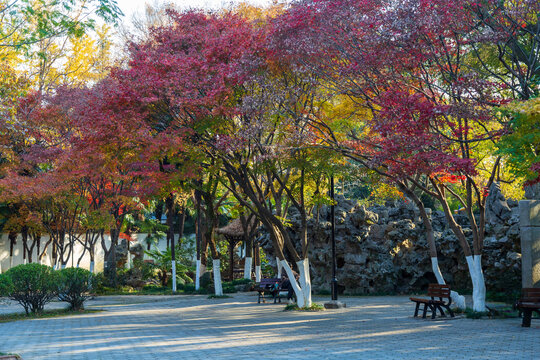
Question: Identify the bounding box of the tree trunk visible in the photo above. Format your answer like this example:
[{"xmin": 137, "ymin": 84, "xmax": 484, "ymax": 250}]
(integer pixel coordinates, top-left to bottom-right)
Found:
[
  {"xmin": 104, "ymin": 230, "xmax": 119, "ymax": 286},
  {"xmin": 165, "ymin": 194, "xmax": 175, "ymax": 250},
  {"xmin": 466, "ymin": 255, "xmax": 487, "ymax": 312},
  {"xmin": 9, "ymin": 232, "xmax": 17, "ymax": 269},
  {"xmin": 177, "ymin": 206, "xmax": 186, "ymax": 240},
  {"xmin": 195, "ymin": 189, "xmax": 202, "ymax": 291},
  {"xmin": 229, "ymin": 240, "xmax": 234, "ymax": 281},
  {"xmin": 281, "ymin": 259, "xmax": 312, "ymax": 308},
  {"xmin": 243, "ymin": 257, "xmax": 252, "ymax": 280},
  {"xmin": 403, "ymin": 186, "xmax": 466, "ymax": 309},
  {"xmin": 212, "ymin": 259, "xmax": 223, "ymax": 296},
  {"xmin": 254, "ymin": 242, "xmax": 261, "ymax": 282},
  {"xmin": 276, "ymin": 257, "xmax": 283, "ymax": 278},
  {"xmin": 433, "ymin": 182, "xmax": 485, "ymax": 311}
]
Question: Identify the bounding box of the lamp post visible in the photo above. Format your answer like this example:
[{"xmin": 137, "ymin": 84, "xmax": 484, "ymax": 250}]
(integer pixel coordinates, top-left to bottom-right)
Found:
[
  {"xmin": 330, "ymin": 175, "xmax": 338, "ymax": 301},
  {"xmin": 324, "ymin": 174, "xmax": 345, "ymax": 309}
]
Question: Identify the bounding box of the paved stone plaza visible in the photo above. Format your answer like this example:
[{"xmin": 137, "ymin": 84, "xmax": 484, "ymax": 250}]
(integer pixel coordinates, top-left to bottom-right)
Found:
[{"xmin": 0, "ymin": 293, "xmax": 538, "ymax": 359}]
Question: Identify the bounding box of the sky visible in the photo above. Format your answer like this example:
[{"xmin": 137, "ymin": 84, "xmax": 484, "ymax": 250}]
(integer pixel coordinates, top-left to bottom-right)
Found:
[{"xmin": 115, "ymin": 0, "xmax": 275, "ymax": 19}]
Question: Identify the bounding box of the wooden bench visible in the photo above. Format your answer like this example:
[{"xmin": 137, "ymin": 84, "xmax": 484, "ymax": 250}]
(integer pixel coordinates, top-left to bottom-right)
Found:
[
  {"xmin": 516, "ymin": 288, "xmax": 540, "ymax": 327},
  {"xmin": 255, "ymin": 278, "xmax": 281, "ymax": 303},
  {"xmin": 410, "ymin": 284, "xmax": 455, "ymax": 319}
]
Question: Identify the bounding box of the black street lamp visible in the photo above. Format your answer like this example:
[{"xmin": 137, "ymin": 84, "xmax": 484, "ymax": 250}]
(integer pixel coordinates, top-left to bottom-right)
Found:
[{"xmin": 330, "ymin": 175, "xmax": 338, "ymax": 301}]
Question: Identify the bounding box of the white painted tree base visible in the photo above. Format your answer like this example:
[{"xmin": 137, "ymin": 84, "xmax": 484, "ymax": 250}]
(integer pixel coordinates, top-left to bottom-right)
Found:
[
  {"xmin": 276, "ymin": 257, "xmax": 282, "ymax": 278},
  {"xmin": 195, "ymin": 260, "xmax": 201, "ymax": 290},
  {"xmin": 431, "ymin": 257, "xmax": 466, "ymax": 310},
  {"xmin": 213, "ymin": 259, "xmax": 223, "ymax": 296},
  {"xmin": 466, "ymin": 255, "xmax": 487, "ymax": 312},
  {"xmin": 244, "ymin": 257, "xmax": 252, "ymax": 279},
  {"xmin": 255, "ymin": 266, "xmax": 261, "ymax": 282},
  {"xmin": 172, "ymin": 261, "xmax": 177, "ymax": 292},
  {"xmin": 89, "ymin": 261, "xmax": 95, "ymax": 274},
  {"xmin": 280, "ymin": 259, "xmax": 312, "ymax": 308}
]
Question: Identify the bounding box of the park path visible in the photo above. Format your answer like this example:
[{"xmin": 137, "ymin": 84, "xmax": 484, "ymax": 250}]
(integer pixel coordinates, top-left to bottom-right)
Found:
[{"xmin": 0, "ymin": 293, "xmax": 538, "ymax": 359}]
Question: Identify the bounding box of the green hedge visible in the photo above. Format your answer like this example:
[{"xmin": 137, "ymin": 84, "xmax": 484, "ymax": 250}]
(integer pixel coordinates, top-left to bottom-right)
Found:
[
  {"xmin": 57, "ymin": 268, "xmax": 95, "ymax": 310},
  {"xmin": 0, "ymin": 264, "xmax": 58, "ymax": 314}
]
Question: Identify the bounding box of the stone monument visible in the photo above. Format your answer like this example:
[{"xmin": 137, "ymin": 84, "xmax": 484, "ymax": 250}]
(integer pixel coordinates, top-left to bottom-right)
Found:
[{"xmin": 520, "ymin": 183, "xmax": 540, "ymax": 288}]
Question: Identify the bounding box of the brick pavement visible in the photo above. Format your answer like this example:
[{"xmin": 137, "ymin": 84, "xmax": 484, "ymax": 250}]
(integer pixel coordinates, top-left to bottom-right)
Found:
[{"xmin": 0, "ymin": 293, "xmax": 538, "ymax": 359}]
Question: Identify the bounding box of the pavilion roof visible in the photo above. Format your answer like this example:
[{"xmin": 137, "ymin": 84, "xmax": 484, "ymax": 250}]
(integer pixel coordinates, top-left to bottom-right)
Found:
[{"xmin": 216, "ymin": 217, "xmax": 257, "ymax": 238}]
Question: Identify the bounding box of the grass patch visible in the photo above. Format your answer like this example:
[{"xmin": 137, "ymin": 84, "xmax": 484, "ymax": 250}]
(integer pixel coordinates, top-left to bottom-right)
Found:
[
  {"xmin": 284, "ymin": 303, "xmax": 325, "ymax": 312},
  {"xmin": 95, "ymin": 285, "xmax": 212, "ymax": 296},
  {"xmin": 486, "ymin": 290, "xmax": 521, "ymax": 304},
  {"xmin": 207, "ymin": 294, "xmax": 231, "ymax": 299},
  {"xmin": 465, "ymin": 308, "xmax": 490, "ymax": 319},
  {"xmin": 96, "ymin": 285, "xmax": 174, "ymax": 296},
  {"xmin": 0, "ymin": 308, "xmax": 103, "ymax": 323},
  {"xmin": 462, "ymin": 306, "xmax": 522, "ymax": 319}
]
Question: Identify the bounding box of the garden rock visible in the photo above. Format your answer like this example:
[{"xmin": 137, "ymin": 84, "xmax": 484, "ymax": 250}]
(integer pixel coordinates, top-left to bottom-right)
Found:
[{"xmin": 259, "ymin": 193, "xmax": 521, "ymax": 295}]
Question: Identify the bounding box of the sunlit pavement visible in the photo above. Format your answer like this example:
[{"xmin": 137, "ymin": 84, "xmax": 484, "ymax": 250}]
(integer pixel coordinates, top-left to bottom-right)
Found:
[{"xmin": 0, "ymin": 293, "xmax": 538, "ymax": 359}]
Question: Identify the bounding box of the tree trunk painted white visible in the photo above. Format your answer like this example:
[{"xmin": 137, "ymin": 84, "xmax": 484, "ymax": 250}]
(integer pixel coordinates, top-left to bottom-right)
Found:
[
  {"xmin": 276, "ymin": 257, "xmax": 282, "ymax": 278},
  {"xmin": 243, "ymin": 257, "xmax": 252, "ymax": 279},
  {"xmin": 0, "ymin": 260, "xmax": 2, "ymax": 274},
  {"xmin": 431, "ymin": 257, "xmax": 466, "ymax": 310},
  {"xmin": 213, "ymin": 259, "xmax": 223, "ymax": 296},
  {"xmin": 195, "ymin": 259, "xmax": 201, "ymax": 290},
  {"xmin": 431, "ymin": 257, "xmax": 445, "ymax": 284},
  {"xmin": 171, "ymin": 260, "xmax": 177, "ymax": 292},
  {"xmin": 126, "ymin": 251, "xmax": 131, "ymax": 269},
  {"xmin": 255, "ymin": 265, "xmax": 261, "ymax": 282},
  {"xmin": 23, "ymin": 258, "xmax": 27, "ymax": 265},
  {"xmin": 297, "ymin": 259, "xmax": 312, "ymax": 308},
  {"xmin": 61, "ymin": 264, "xmax": 66, "ymax": 270},
  {"xmin": 466, "ymin": 255, "xmax": 487, "ymax": 312},
  {"xmin": 280, "ymin": 259, "xmax": 312, "ymax": 308},
  {"xmin": 89, "ymin": 261, "xmax": 95, "ymax": 274}
]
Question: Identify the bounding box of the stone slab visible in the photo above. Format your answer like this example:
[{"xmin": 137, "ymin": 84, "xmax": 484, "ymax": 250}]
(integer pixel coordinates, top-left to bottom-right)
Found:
[
  {"xmin": 520, "ymin": 225, "xmax": 540, "ymax": 287},
  {"xmin": 519, "ymin": 200, "xmax": 540, "ymax": 227},
  {"xmin": 324, "ymin": 300, "xmax": 347, "ymax": 309}
]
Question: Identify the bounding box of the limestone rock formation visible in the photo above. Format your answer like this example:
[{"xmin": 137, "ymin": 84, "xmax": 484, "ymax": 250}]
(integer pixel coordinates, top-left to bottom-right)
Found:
[{"xmin": 260, "ymin": 193, "xmax": 521, "ymax": 295}]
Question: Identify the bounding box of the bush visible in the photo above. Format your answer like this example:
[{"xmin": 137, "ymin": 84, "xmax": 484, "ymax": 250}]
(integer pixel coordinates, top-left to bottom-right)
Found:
[
  {"xmin": 486, "ymin": 289, "xmax": 521, "ymax": 304},
  {"xmin": 0, "ymin": 264, "xmax": 57, "ymax": 314},
  {"xmin": 199, "ymin": 272, "xmax": 212, "ymax": 289},
  {"xmin": 230, "ymin": 278, "xmax": 253, "ymax": 286},
  {"xmin": 57, "ymin": 268, "xmax": 95, "ymax": 310},
  {"xmin": 223, "ymin": 285, "xmax": 237, "ymax": 294}
]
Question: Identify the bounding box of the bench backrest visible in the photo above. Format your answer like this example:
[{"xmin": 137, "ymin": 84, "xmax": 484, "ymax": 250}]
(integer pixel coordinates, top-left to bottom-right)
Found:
[
  {"xmin": 427, "ymin": 284, "xmax": 451, "ymax": 299},
  {"xmin": 258, "ymin": 278, "xmax": 280, "ymax": 288},
  {"xmin": 522, "ymin": 288, "xmax": 540, "ymax": 302}
]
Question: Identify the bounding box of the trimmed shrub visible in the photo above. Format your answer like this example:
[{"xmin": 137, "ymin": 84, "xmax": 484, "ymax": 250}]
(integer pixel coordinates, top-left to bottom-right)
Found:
[
  {"xmin": 0, "ymin": 264, "xmax": 57, "ymax": 314},
  {"xmin": 200, "ymin": 272, "xmax": 212, "ymax": 289},
  {"xmin": 57, "ymin": 268, "xmax": 95, "ymax": 310}
]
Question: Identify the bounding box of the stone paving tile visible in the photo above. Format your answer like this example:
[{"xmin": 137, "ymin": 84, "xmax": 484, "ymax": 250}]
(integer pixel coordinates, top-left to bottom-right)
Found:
[{"xmin": 0, "ymin": 293, "xmax": 538, "ymax": 359}]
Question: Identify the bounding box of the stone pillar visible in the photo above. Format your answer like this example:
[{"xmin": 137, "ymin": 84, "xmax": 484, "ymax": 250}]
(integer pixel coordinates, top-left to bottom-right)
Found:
[{"xmin": 519, "ymin": 200, "xmax": 540, "ymax": 287}]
